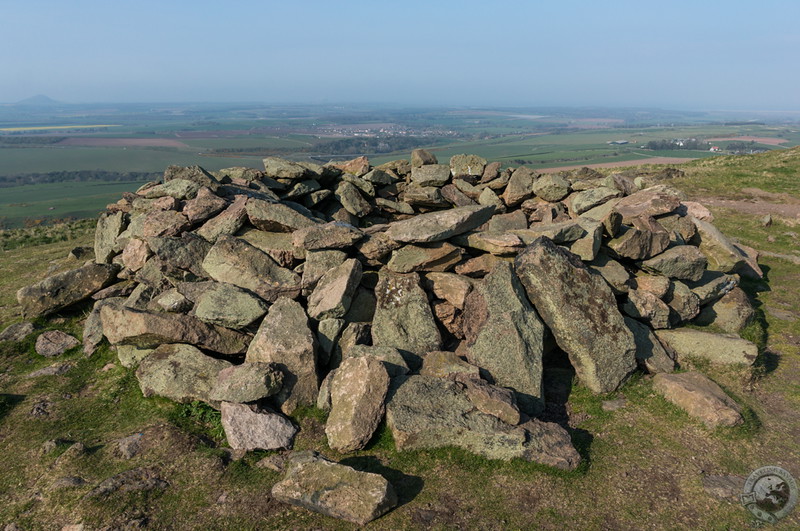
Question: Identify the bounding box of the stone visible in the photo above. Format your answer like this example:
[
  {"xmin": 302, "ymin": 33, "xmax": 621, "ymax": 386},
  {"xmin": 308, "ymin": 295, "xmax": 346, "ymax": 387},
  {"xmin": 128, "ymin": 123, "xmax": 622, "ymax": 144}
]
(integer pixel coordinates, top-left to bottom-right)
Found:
[
  {"xmin": 450, "ymin": 154, "xmax": 486, "ymax": 178},
  {"xmin": 220, "ymin": 402, "xmax": 297, "ymax": 451},
  {"xmin": 0, "ymin": 321, "xmax": 35, "ymax": 342},
  {"xmin": 135, "ymin": 343, "xmax": 233, "ymax": 403},
  {"xmin": 344, "ymin": 345, "xmax": 410, "ymax": 377},
  {"xmin": 732, "ymin": 243, "xmax": 764, "ymax": 280},
  {"xmin": 371, "ymin": 271, "xmax": 441, "ymax": 358},
  {"xmin": 332, "ymin": 156, "xmax": 370, "ymax": 177},
  {"xmin": 95, "ymin": 211, "xmax": 127, "ymax": 264},
  {"xmin": 463, "ymin": 378, "xmax": 521, "ymax": 425},
  {"xmin": 116, "ymin": 345, "xmax": 153, "ymax": 368},
  {"xmin": 121, "ymin": 238, "xmax": 151, "ymax": 272},
  {"xmin": 424, "ymin": 272, "xmax": 473, "ymax": 309},
  {"xmin": 613, "ymin": 186, "xmax": 682, "ymax": 222},
  {"xmin": 271, "ymin": 451, "xmax": 397, "ymax": 525},
  {"xmin": 462, "ymin": 262, "xmax": 545, "ymax": 415},
  {"xmin": 691, "ymin": 217, "xmax": 745, "ymax": 273},
  {"xmin": 335, "ymin": 181, "xmax": 373, "ymax": 217},
  {"xmin": 656, "ymin": 213, "xmax": 697, "ymax": 243},
  {"xmin": 631, "ymin": 274, "xmax": 671, "ymax": 299},
  {"xmin": 99, "ymin": 305, "xmax": 248, "ymax": 355},
  {"xmin": 532, "ymin": 173, "xmax": 570, "ymax": 202},
  {"xmin": 452, "ymin": 231, "xmax": 524, "ymax": 255},
  {"xmin": 441, "ymin": 183, "xmax": 476, "ymax": 207},
  {"xmin": 512, "ymin": 220, "xmax": 587, "ymax": 245},
  {"xmin": 411, "ymin": 164, "xmax": 451, "ymax": 187},
  {"xmin": 588, "ymin": 251, "xmax": 630, "ymax": 294},
  {"xmin": 515, "ymin": 237, "xmax": 636, "ymax": 393},
  {"xmin": 83, "ymin": 297, "xmax": 125, "ymax": 356},
  {"xmin": 332, "ymin": 322, "xmax": 372, "ymax": 370},
  {"xmin": 641, "ymin": 245, "xmax": 707, "ymax": 281},
  {"xmin": 27, "ymin": 362, "xmax": 73, "ymax": 378},
  {"xmin": 141, "ymin": 178, "xmax": 201, "ymax": 200},
  {"xmin": 403, "ymin": 185, "xmax": 447, "ymax": 207},
  {"xmin": 316, "ymin": 318, "xmax": 345, "ymax": 368},
  {"xmin": 654, "ymin": 328, "xmax": 758, "ymax": 365},
  {"xmin": 570, "ymin": 186, "xmax": 621, "ymax": 215},
  {"xmin": 694, "ymin": 287, "xmax": 755, "ymax": 333},
  {"xmin": 317, "ymin": 370, "xmax": 336, "ymax": 411},
  {"xmin": 164, "ymin": 164, "xmax": 220, "ymax": 190},
  {"xmin": 363, "ymin": 168, "xmax": 399, "ymax": 185},
  {"xmin": 481, "ymin": 161, "xmax": 502, "ymax": 182},
  {"xmin": 385, "ymin": 205, "xmax": 494, "ymax": 243},
  {"xmin": 148, "ymin": 233, "xmax": 211, "ymax": 278},
  {"xmin": 568, "ymin": 218, "xmax": 603, "ymax": 261},
  {"xmin": 194, "ymin": 283, "xmax": 268, "ymax": 328},
  {"xmin": 246, "ymin": 297, "xmax": 318, "ymax": 414},
  {"xmin": 35, "ymin": 330, "xmax": 80, "ymax": 357},
  {"xmin": 487, "ymin": 210, "xmax": 529, "ymax": 232},
  {"xmin": 622, "ymin": 289, "xmax": 672, "ymax": 329},
  {"xmin": 420, "ymin": 350, "xmax": 480, "ymax": 380},
  {"xmin": 237, "ymin": 228, "xmax": 298, "ymax": 267},
  {"xmin": 623, "ymin": 316, "xmax": 675, "ymax": 374},
  {"xmin": 606, "ymin": 224, "xmax": 670, "ymax": 261},
  {"xmin": 195, "ymin": 195, "xmax": 249, "ymax": 243},
  {"xmin": 326, "ymin": 356, "xmax": 390, "ymax": 452},
  {"xmin": 685, "ymin": 271, "xmax": 738, "ymax": 305},
  {"xmin": 246, "ymin": 198, "xmax": 317, "ymax": 233},
  {"xmin": 182, "ymin": 186, "xmax": 228, "ymax": 223},
  {"xmin": 86, "ymin": 467, "xmax": 169, "ymax": 499},
  {"xmin": 139, "ymin": 209, "xmax": 190, "ymax": 239},
  {"xmin": 202, "ymin": 236, "xmax": 301, "ymax": 303},
  {"xmin": 155, "ymin": 289, "xmax": 191, "ymax": 313},
  {"xmin": 478, "ymin": 187, "xmax": 505, "ymax": 211},
  {"xmin": 502, "ymin": 166, "xmax": 536, "ymax": 207},
  {"xmin": 17, "ymin": 263, "xmax": 118, "ymax": 318},
  {"xmin": 652, "ymin": 372, "xmax": 743, "ymax": 428},
  {"xmin": 262, "ymin": 156, "xmax": 307, "ymax": 179},
  {"xmin": 293, "ymin": 221, "xmax": 364, "ymax": 250},
  {"xmin": 302, "ymin": 249, "xmax": 348, "ymax": 294},
  {"xmin": 307, "ymin": 258, "xmax": 363, "ymax": 320},
  {"xmin": 411, "ymin": 148, "xmax": 438, "ymax": 167},
  {"xmin": 581, "ymin": 199, "xmax": 623, "ymax": 238},
  {"xmin": 375, "ymin": 197, "xmax": 414, "ymax": 215},
  {"xmin": 664, "ymin": 280, "xmax": 701, "ymax": 324},
  {"xmin": 455, "ymin": 254, "xmax": 502, "ymax": 277},
  {"xmin": 386, "ymin": 375, "xmax": 580, "ymax": 469},
  {"xmin": 387, "ymin": 242, "xmax": 463, "ymax": 273}
]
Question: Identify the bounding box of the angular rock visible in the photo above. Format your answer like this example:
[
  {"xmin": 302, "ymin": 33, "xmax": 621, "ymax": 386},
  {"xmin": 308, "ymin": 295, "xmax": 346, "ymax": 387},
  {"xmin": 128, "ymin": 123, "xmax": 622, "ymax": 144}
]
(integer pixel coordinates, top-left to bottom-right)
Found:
[
  {"xmin": 155, "ymin": 288, "xmax": 191, "ymax": 313},
  {"xmin": 568, "ymin": 218, "xmax": 603, "ymax": 261},
  {"xmin": 614, "ymin": 186, "xmax": 682, "ymax": 222},
  {"xmin": 385, "ymin": 205, "xmax": 494, "ymax": 243},
  {"xmin": 147, "ymin": 233, "xmax": 211, "ymax": 278},
  {"xmin": 326, "ymin": 356, "xmax": 390, "ymax": 452},
  {"xmin": 202, "ymin": 236, "xmax": 301, "ymax": 303},
  {"xmin": 685, "ymin": 271, "xmax": 738, "ymax": 305},
  {"xmin": 139, "ymin": 209, "xmax": 190, "ymax": 239},
  {"xmin": 302, "ymin": 249, "xmax": 348, "ymax": 294},
  {"xmin": 424, "ymin": 272, "xmax": 473, "ymax": 309},
  {"xmin": 387, "ymin": 242, "xmax": 463, "ymax": 273},
  {"xmin": 532, "ymin": 173, "xmax": 570, "ymax": 202},
  {"xmin": 316, "ymin": 318, "xmax": 345, "ymax": 368},
  {"xmin": 655, "ymin": 328, "xmax": 758, "ymax": 365},
  {"xmin": 99, "ymin": 305, "xmax": 248, "ymax": 355},
  {"xmin": 652, "ymin": 372, "xmax": 743, "ymax": 428},
  {"xmin": 182, "ymin": 186, "xmax": 228, "ymax": 224},
  {"xmin": 588, "ymin": 250, "xmax": 630, "ymax": 294},
  {"xmin": 292, "ymin": 221, "xmax": 364, "ymax": 250},
  {"xmin": 95, "ymin": 211, "xmax": 127, "ymax": 264},
  {"xmin": 246, "ymin": 198, "xmax": 318, "ymax": 233},
  {"xmin": 463, "ymin": 378, "xmax": 521, "ymax": 425},
  {"xmin": 403, "ymin": 184, "xmax": 447, "ymax": 208},
  {"xmin": 631, "ymin": 274, "xmax": 671, "ymax": 299},
  {"xmin": 441, "ymin": 183, "xmax": 476, "ymax": 207},
  {"xmin": 335, "ymin": 181, "xmax": 373, "ymax": 217},
  {"xmin": 371, "ymin": 271, "xmax": 441, "ymax": 358},
  {"xmin": 195, "ymin": 195, "xmax": 248, "ymax": 243},
  {"xmin": 141, "ymin": 178, "xmax": 201, "ymax": 200},
  {"xmin": 502, "ymin": 166, "xmax": 536, "ymax": 207},
  {"xmin": 272, "ymin": 451, "xmax": 397, "ymax": 525},
  {"xmin": 220, "ymin": 402, "xmax": 297, "ymax": 451},
  {"xmin": 262, "ymin": 157, "xmax": 307, "ymax": 179},
  {"xmin": 623, "ymin": 316, "xmax": 675, "ymax": 374},
  {"xmin": 570, "ymin": 186, "xmax": 621, "ymax": 215},
  {"xmin": 641, "ymin": 245, "xmax": 708, "ymax": 282},
  {"xmin": 453, "ymin": 231, "xmax": 524, "ymax": 256},
  {"xmin": 411, "ymin": 164, "xmax": 451, "ymax": 187},
  {"xmin": 454, "ymin": 254, "xmax": 502, "ymax": 277},
  {"xmin": 83, "ymin": 297, "xmax": 125, "ymax": 356},
  {"xmin": 386, "ymin": 375, "xmax": 580, "ymax": 469},
  {"xmin": 419, "ymin": 350, "xmax": 480, "ymax": 380},
  {"xmin": 664, "ymin": 280, "xmax": 701, "ymax": 324},
  {"xmin": 135, "ymin": 343, "xmax": 232, "ymax": 403},
  {"xmin": 515, "ymin": 237, "xmax": 636, "ymax": 393},
  {"xmin": 487, "ymin": 210, "xmax": 529, "ymax": 232},
  {"xmin": 307, "ymin": 258, "xmax": 362, "ymax": 320},
  {"xmin": 121, "ymin": 238, "xmax": 151, "ymax": 272},
  {"xmin": 462, "ymin": 262, "xmax": 545, "ymax": 414},
  {"xmin": 411, "ymin": 148, "xmax": 437, "ymax": 167},
  {"xmin": 35, "ymin": 330, "xmax": 80, "ymax": 357},
  {"xmin": 694, "ymin": 287, "xmax": 755, "ymax": 333},
  {"xmin": 237, "ymin": 228, "xmax": 298, "ymax": 267},
  {"xmin": 512, "ymin": 220, "xmax": 587, "ymax": 245},
  {"xmin": 17, "ymin": 263, "xmax": 119, "ymax": 318},
  {"xmin": 194, "ymin": 283, "xmax": 268, "ymax": 328},
  {"xmin": 478, "ymin": 187, "xmax": 505, "ymax": 211},
  {"xmin": 116, "ymin": 345, "xmax": 153, "ymax": 368},
  {"xmin": 623, "ymin": 289, "xmax": 672, "ymax": 329},
  {"xmin": 450, "ymin": 154, "xmax": 486, "ymax": 178},
  {"xmin": 691, "ymin": 217, "xmax": 745, "ymax": 273},
  {"xmin": 0, "ymin": 321, "xmax": 35, "ymax": 343},
  {"xmin": 164, "ymin": 164, "xmax": 220, "ymax": 190},
  {"xmin": 246, "ymin": 298, "xmax": 318, "ymax": 414}
]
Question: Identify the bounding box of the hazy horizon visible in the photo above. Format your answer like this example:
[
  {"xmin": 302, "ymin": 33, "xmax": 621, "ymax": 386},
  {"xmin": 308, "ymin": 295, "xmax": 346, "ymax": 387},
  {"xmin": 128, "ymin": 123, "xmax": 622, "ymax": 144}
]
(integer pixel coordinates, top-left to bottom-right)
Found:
[{"xmin": 2, "ymin": 1, "xmax": 799, "ymax": 111}]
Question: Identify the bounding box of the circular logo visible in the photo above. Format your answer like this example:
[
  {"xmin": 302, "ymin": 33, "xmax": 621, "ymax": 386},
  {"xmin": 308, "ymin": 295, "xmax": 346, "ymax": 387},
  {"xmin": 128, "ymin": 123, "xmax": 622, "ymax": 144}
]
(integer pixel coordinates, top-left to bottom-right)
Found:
[{"xmin": 741, "ymin": 466, "xmax": 798, "ymax": 524}]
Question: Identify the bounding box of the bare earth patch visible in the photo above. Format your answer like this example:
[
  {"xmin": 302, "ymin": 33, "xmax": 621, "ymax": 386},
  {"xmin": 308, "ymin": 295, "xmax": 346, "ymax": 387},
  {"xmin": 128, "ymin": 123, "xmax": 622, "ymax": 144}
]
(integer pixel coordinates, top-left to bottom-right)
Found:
[
  {"xmin": 540, "ymin": 157, "xmax": 696, "ymax": 173},
  {"xmin": 708, "ymin": 137, "xmax": 789, "ymax": 146}
]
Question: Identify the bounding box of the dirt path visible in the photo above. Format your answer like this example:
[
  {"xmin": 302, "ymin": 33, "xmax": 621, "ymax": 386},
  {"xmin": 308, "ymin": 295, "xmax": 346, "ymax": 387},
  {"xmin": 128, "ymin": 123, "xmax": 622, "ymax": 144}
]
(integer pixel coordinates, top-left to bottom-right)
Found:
[
  {"xmin": 697, "ymin": 187, "xmax": 800, "ymax": 221},
  {"xmin": 539, "ymin": 156, "xmax": 696, "ymax": 173}
]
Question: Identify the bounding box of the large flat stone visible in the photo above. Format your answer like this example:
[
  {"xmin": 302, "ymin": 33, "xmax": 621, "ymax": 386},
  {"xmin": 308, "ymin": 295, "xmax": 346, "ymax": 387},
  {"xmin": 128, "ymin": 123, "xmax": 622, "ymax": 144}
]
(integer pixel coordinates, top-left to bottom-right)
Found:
[
  {"xmin": 654, "ymin": 328, "xmax": 757, "ymax": 365},
  {"xmin": 135, "ymin": 343, "xmax": 232, "ymax": 403},
  {"xmin": 17, "ymin": 263, "xmax": 119, "ymax": 318},
  {"xmin": 384, "ymin": 205, "xmax": 494, "ymax": 243},
  {"xmin": 653, "ymin": 372, "xmax": 743, "ymax": 428},
  {"xmin": 220, "ymin": 402, "xmax": 297, "ymax": 451}
]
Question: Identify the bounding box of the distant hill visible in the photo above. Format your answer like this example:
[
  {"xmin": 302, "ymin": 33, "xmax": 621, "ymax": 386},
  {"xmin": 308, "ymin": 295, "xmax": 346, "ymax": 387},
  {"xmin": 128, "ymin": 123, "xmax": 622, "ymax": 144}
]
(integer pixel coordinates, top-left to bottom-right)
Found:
[{"xmin": 14, "ymin": 94, "xmax": 62, "ymax": 106}]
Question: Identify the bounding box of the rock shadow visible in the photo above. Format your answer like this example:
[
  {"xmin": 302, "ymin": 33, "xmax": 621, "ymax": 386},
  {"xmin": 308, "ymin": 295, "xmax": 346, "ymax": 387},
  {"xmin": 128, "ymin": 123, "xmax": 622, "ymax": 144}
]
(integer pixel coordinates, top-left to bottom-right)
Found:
[
  {"xmin": 339, "ymin": 455, "xmax": 423, "ymax": 507},
  {"xmin": 0, "ymin": 394, "xmax": 25, "ymax": 422}
]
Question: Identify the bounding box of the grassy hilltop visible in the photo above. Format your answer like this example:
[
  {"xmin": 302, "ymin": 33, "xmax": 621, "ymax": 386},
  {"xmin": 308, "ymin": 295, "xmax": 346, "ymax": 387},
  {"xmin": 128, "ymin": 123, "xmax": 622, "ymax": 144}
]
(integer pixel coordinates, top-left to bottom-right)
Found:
[{"xmin": 1, "ymin": 148, "xmax": 800, "ymax": 529}]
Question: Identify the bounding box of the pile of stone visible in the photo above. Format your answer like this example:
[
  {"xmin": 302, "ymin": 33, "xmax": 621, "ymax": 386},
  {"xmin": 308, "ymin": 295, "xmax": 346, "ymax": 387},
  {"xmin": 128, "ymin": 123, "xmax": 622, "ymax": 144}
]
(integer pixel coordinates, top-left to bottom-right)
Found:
[{"xmin": 15, "ymin": 151, "xmax": 762, "ymax": 524}]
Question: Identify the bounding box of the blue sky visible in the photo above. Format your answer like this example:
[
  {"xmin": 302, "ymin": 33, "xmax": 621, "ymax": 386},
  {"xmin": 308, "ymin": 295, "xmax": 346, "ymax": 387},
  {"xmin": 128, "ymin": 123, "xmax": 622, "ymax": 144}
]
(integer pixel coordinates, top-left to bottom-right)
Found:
[{"xmin": 1, "ymin": 0, "xmax": 798, "ymax": 109}]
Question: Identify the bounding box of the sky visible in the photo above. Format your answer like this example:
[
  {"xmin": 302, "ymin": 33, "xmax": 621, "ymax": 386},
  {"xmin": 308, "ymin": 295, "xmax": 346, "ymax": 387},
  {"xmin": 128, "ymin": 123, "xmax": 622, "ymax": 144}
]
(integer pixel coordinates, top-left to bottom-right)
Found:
[{"xmin": 1, "ymin": 0, "xmax": 799, "ymax": 110}]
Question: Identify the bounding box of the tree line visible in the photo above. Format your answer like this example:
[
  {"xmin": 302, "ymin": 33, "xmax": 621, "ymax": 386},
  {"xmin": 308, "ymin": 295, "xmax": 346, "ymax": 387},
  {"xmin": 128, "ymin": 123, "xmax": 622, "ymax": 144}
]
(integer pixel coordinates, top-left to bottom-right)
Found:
[{"xmin": 0, "ymin": 170, "xmax": 158, "ymax": 188}]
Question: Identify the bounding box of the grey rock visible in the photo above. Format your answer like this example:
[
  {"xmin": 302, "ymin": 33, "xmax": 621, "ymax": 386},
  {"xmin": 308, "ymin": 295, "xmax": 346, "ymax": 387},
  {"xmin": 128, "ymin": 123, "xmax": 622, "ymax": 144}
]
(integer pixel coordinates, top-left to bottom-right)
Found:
[
  {"xmin": 613, "ymin": 186, "xmax": 682, "ymax": 222},
  {"xmin": 155, "ymin": 289, "xmax": 191, "ymax": 313},
  {"xmin": 194, "ymin": 283, "xmax": 268, "ymax": 328},
  {"xmin": 411, "ymin": 164, "xmax": 451, "ymax": 187},
  {"xmin": 209, "ymin": 362, "xmax": 283, "ymax": 403},
  {"xmin": 163, "ymin": 164, "xmax": 220, "ymax": 190},
  {"xmin": 17, "ymin": 263, "xmax": 119, "ymax": 318},
  {"xmin": 83, "ymin": 297, "xmax": 125, "ymax": 356},
  {"xmin": 335, "ymin": 181, "xmax": 373, "ymax": 217},
  {"xmin": 655, "ymin": 328, "xmax": 758, "ymax": 365},
  {"xmin": 202, "ymin": 236, "xmax": 301, "ymax": 303},
  {"xmin": 450, "ymin": 154, "xmax": 486, "ymax": 178},
  {"xmin": 463, "ymin": 378, "xmax": 521, "ymax": 425},
  {"xmin": 262, "ymin": 156, "xmax": 308, "ymax": 179},
  {"xmin": 116, "ymin": 345, "xmax": 153, "ymax": 368},
  {"xmin": 302, "ymin": 249, "xmax": 348, "ymax": 294},
  {"xmin": 588, "ymin": 250, "xmax": 630, "ymax": 294},
  {"xmin": 316, "ymin": 318, "xmax": 345, "ymax": 368},
  {"xmin": 606, "ymin": 224, "xmax": 670, "ymax": 261},
  {"xmin": 403, "ymin": 184, "xmax": 448, "ymax": 208},
  {"xmin": 307, "ymin": 259, "xmax": 362, "ymax": 320},
  {"xmin": 420, "ymin": 350, "xmax": 480, "ymax": 380},
  {"xmin": 293, "ymin": 221, "xmax": 364, "ymax": 250},
  {"xmin": 623, "ymin": 289, "xmax": 672, "ymax": 329},
  {"xmin": 326, "ymin": 356, "xmax": 390, "ymax": 452},
  {"xmin": 502, "ymin": 166, "xmax": 536, "ymax": 207},
  {"xmin": 141, "ymin": 178, "xmax": 201, "ymax": 200},
  {"xmin": 623, "ymin": 316, "xmax": 675, "ymax": 374},
  {"xmin": 371, "ymin": 271, "xmax": 441, "ymax": 358},
  {"xmin": 0, "ymin": 321, "xmax": 36, "ymax": 342},
  {"xmin": 344, "ymin": 345, "xmax": 410, "ymax": 377},
  {"xmin": 685, "ymin": 271, "xmax": 738, "ymax": 305},
  {"xmin": 237, "ymin": 228, "xmax": 298, "ymax": 267},
  {"xmin": 86, "ymin": 467, "xmax": 169, "ymax": 499},
  {"xmin": 246, "ymin": 297, "xmax": 318, "ymax": 414},
  {"xmin": 195, "ymin": 195, "xmax": 248, "ymax": 243},
  {"xmin": 694, "ymin": 287, "xmax": 755, "ymax": 333},
  {"xmin": 664, "ymin": 280, "xmax": 701, "ymax": 325},
  {"xmin": 385, "ymin": 205, "xmax": 494, "ymax": 243},
  {"xmin": 652, "ymin": 371, "xmax": 743, "ymax": 428},
  {"xmin": 570, "ymin": 186, "xmax": 621, "ymax": 214},
  {"xmin": 35, "ymin": 330, "xmax": 80, "ymax": 357},
  {"xmin": 220, "ymin": 402, "xmax": 297, "ymax": 451},
  {"xmin": 462, "ymin": 262, "xmax": 545, "ymax": 415},
  {"xmin": 532, "ymin": 173, "xmax": 571, "ymax": 202},
  {"xmin": 95, "ymin": 211, "xmax": 127, "ymax": 264},
  {"xmin": 691, "ymin": 217, "xmax": 745, "ymax": 273},
  {"xmin": 271, "ymin": 451, "xmax": 397, "ymax": 525},
  {"xmin": 182, "ymin": 186, "xmax": 228, "ymax": 224},
  {"xmin": 135, "ymin": 343, "xmax": 233, "ymax": 403},
  {"xmin": 387, "ymin": 242, "xmax": 463, "ymax": 273},
  {"xmin": 641, "ymin": 245, "xmax": 708, "ymax": 281},
  {"xmin": 515, "ymin": 237, "xmax": 636, "ymax": 393},
  {"xmin": 246, "ymin": 198, "xmax": 318, "ymax": 232},
  {"xmin": 411, "ymin": 149, "xmax": 438, "ymax": 167}
]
